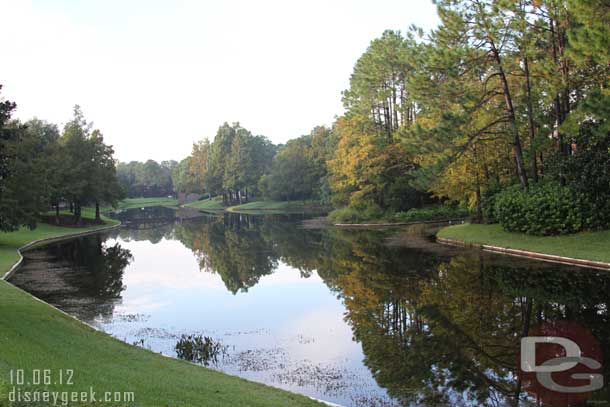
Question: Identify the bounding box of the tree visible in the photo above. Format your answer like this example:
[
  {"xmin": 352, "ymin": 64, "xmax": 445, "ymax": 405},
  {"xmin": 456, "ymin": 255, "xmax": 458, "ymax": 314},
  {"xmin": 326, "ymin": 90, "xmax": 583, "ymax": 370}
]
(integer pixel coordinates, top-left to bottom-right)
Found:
[
  {"xmin": 329, "ymin": 115, "xmax": 418, "ymax": 211},
  {"xmin": 0, "ymin": 91, "xmax": 58, "ymax": 231},
  {"xmin": 261, "ymin": 136, "xmax": 321, "ymax": 201},
  {"xmin": 188, "ymin": 140, "xmax": 210, "ymax": 194},
  {"xmin": 343, "ymin": 30, "xmax": 417, "ymax": 138},
  {"xmin": 205, "ymin": 122, "xmax": 275, "ymax": 204},
  {"xmin": 0, "ymin": 86, "xmax": 22, "ymax": 231},
  {"xmin": 59, "ymin": 106, "xmax": 123, "ymax": 224},
  {"xmin": 116, "ymin": 160, "xmax": 174, "ymax": 198},
  {"xmin": 89, "ymin": 130, "xmax": 124, "ymax": 222},
  {"xmin": 207, "ymin": 123, "xmax": 237, "ymax": 202}
]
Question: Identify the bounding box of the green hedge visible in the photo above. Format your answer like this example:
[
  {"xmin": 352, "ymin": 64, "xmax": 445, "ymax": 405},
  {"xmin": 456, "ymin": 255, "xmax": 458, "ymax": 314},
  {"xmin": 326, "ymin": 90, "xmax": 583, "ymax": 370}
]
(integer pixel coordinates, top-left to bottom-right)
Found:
[
  {"xmin": 329, "ymin": 205, "xmax": 384, "ymax": 223},
  {"xmin": 494, "ymin": 182, "xmax": 610, "ymax": 236},
  {"xmin": 393, "ymin": 205, "xmax": 469, "ymax": 222}
]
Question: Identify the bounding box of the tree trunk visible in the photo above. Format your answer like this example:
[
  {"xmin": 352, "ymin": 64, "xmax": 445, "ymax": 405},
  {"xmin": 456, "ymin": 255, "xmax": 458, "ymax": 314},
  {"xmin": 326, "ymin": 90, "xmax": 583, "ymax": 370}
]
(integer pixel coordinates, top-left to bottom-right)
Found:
[
  {"xmin": 95, "ymin": 201, "xmax": 101, "ymax": 223},
  {"xmin": 549, "ymin": 15, "xmax": 569, "ymax": 159},
  {"xmin": 392, "ymin": 84, "xmax": 398, "ymax": 131},
  {"xmin": 474, "ymin": 182, "xmax": 483, "ymax": 224},
  {"xmin": 69, "ymin": 200, "xmax": 74, "ymax": 213},
  {"xmin": 73, "ymin": 201, "xmax": 81, "ymax": 225},
  {"xmin": 489, "ymin": 37, "xmax": 528, "ymax": 189},
  {"xmin": 523, "ymin": 55, "xmax": 539, "ymax": 183},
  {"xmin": 55, "ymin": 203, "xmax": 60, "ymax": 225}
]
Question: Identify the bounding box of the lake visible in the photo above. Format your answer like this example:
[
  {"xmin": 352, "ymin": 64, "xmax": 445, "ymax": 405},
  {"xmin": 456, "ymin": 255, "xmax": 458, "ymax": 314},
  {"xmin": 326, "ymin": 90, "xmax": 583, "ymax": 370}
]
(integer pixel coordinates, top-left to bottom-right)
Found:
[{"xmin": 10, "ymin": 208, "xmax": 610, "ymax": 406}]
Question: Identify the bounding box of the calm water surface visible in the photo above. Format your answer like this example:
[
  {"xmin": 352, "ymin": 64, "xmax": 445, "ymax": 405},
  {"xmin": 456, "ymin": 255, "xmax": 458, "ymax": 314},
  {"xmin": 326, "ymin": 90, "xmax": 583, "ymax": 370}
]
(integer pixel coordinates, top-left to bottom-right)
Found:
[{"xmin": 10, "ymin": 208, "xmax": 610, "ymax": 406}]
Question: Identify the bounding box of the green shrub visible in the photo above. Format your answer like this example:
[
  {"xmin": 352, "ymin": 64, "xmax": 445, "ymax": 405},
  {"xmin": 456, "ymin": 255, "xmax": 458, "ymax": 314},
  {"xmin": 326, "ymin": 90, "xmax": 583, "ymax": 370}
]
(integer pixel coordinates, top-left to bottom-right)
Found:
[
  {"xmin": 328, "ymin": 204, "xmax": 385, "ymax": 223},
  {"xmin": 494, "ymin": 183, "xmax": 583, "ymax": 236},
  {"xmin": 393, "ymin": 205, "xmax": 469, "ymax": 222}
]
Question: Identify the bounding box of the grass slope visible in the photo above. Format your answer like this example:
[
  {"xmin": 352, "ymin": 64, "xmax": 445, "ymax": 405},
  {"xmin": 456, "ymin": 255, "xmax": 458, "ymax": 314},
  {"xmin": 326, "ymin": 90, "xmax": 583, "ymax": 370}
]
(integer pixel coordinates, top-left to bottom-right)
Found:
[
  {"xmin": 228, "ymin": 200, "xmax": 324, "ymax": 214},
  {"xmin": 0, "ymin": 208, "xmax": 119, "ymax": 275},
  {"xmin": 117, "ymin": 197, "xmax": 179, "ymax": 210},
  {"xmin": 184, "ymin": 196, "xmax": 224, "ymax": 212},
  {"xmin": 438, "ymin": 223, "xmax": 610, "ymax": 263},
  {"xmin": 0, "ymin": 214, "xmax": 321, "ymax": 406}
]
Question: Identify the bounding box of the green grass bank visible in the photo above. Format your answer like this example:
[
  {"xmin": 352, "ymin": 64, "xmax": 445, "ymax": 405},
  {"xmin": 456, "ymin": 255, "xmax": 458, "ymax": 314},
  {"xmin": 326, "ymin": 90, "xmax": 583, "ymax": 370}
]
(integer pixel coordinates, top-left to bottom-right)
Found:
[
  {"xmin": 115, "ymin": 197, "xmax": 180, "ymax": 210},
  {"xmin": 0, "ymin": 213, "xmax": 322, "ymax": 406},
  {"xmin": 183, "ymin": 196, "xmax": 225, "ymax": 212},
  {"xmin": 227, "ymin": 200, "xmax": 326, "ymax": 214},
  {"xmin": 438, "ymin": 223, "xmax": 610, "ymax": 264}
]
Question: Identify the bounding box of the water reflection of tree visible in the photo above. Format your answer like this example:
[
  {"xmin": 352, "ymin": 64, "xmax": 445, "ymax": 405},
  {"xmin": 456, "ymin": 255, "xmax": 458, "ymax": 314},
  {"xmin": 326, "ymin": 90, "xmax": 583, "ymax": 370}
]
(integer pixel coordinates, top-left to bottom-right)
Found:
[
  {"xmin": 170, "ymin": 215, "xmax": 610, "ymax": 405},
  {"xmin": 15, "ymin": 235, "xmax": 134, "ymax": 323},
  {"xmin": 316, "ymin": 242, "xmax": 610, "ymax": 406},
  {"xmin": 52, "ymin": 235, "xmax": 133, "ymax": 300},
  {"xmin": 109, "ymin": 206, "xmax": 180, "ymax": 243},
  {"xmin": 175, "ymin": 214, "xmax": 279, "ymax": 293},
  {"xmin": 113, "ymin": 222, "xmax": 175, "ymax": 244}
]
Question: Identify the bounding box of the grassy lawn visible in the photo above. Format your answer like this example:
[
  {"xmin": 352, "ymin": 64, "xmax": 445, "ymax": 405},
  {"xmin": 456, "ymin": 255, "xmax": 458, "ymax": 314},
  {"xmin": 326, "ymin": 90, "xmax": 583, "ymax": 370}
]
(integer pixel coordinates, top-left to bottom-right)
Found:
[
  {"xmin": 438, "ymin": 223, "xmax": 610, "ymax": 263},
  {"xmin": 228, "ymin": 200, "xmax": 324, "ymax": 214},
  {"xmin": 0, "ymin": 213, "xmax": 322, "ymax": 406},
  {"xmin": 0, "ymin": 208, "xmax": 119, "ymax": 276},
  {"xmin": 184, "ymin": 196, "xmax": 225, "ymax": 212},
  {"xmin": 116, "ymin": 197, "xmax": 179, "ymax": 210}
]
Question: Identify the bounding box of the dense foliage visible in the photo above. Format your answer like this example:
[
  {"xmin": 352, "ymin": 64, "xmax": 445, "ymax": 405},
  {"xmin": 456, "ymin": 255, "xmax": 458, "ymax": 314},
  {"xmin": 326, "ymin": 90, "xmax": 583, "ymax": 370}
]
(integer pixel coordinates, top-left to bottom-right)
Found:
[
  {"xmin": 494, "ymin": 183, "xmax": 582, "ymax": 235},
  {"xmin": 323, "ymin": 0, "xmax": 609, "ymax": 228},
  {"xmin": 117, "ymin": 160, "xmax": 176, "ymax": 198},
  {"xmin": 0, "ymin": 93, "xmax": 123, "ymax": 230},
  {"xmin": 169, "ymin": 0, "xmax": 608, "ymax": 229},
  {"xmin": 259, "ymin": 126, "xmax": 333, "ymax": 202},
  {"xmin": 393, "ymin": 205, "xmax": 470, "ymax": 223},
  {"xmin": 3, "ymin": 0, "xmax": 609, "ymax": 231},
  {"xmin": 174, "ymin": 123, "xmax": 276, "ymax": 205}
]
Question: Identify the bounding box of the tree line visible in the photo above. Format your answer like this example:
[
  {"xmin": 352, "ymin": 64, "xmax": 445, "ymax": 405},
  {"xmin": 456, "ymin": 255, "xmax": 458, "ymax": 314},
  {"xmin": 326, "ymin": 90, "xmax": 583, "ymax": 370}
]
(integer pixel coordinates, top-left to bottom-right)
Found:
[
  {"xmin": 174, "ymin": 123, "xmax": 334, "ymax": 204},
  {"xmin": 0, "ymin": 93, "xmax": 123, "ymax": 231},
  {"xmin": 322, "ymin": 0, "xmax": 609, "ymax": 227},
  {"xmin": 175, "ymin": 0, "xmax": 609, "ymax": 232},
  {"xmin": 117, "ymin": 160, "xmax": 177, "ymax": 198},
  {"xmin": 3, "ymin": 0, "xmax": 607, "ymax": 232}
]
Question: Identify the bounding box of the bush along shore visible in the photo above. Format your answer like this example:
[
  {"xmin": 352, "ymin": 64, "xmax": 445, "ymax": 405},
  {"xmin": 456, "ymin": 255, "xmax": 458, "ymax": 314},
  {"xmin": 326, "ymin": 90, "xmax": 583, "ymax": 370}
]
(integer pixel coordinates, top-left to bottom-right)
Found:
[
  {"xmin": 0, "ymin": 213, "xmax": 322, "ymax": 407},
  {"xmin": 329, "ymin": 204, "xmax": 470, "ymax": 225}
]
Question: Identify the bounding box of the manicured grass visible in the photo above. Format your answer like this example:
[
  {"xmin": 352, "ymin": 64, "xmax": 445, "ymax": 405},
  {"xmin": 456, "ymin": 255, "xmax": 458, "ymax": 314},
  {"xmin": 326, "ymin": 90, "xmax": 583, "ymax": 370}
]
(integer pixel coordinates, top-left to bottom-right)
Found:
[
  {"xmin": 438, "ymin": 223, "xmax": 610, "ymax": 263},
  {"xmin": 228, "ymin": 200, "xmax": 325, "ymax": 214},
  {"xmin": 184, "ymin": 196, "xmax": 225, "ymax": 212},
  {"xmin": 117, "ymin": 197, "xmax": 179, "ymax": 210},
  {"xmin": 185, "ymin": 198, "xmax": 328, "ymax": 214},
  {"xmin": 0, "ymin": 209, "xmax": 119, "ymax": 276},
  {"xmin": 0, "ymin": 214, "xmax": 322, "ymax": 406}
]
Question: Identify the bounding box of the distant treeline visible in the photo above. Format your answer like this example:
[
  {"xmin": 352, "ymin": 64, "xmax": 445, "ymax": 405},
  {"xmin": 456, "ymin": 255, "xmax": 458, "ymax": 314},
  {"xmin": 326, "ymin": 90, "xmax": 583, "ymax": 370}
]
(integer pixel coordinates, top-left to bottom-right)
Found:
[
  {"xmin": 172, "ymin": 123, "xmax": 333, "ymax": 205},
  {"xmin": 117, "ymin": 160, "xmax": 177, "ymax": 198},
  {"xmin": 2, "ymin": 0, "xmax": 608, "ymax": 233},
  {"xmin": 0, "ymin": 98, "xmax": 122, "ymax": 231},
  {"xmin": 174, "ymin": 0, "xmax": 610, "ymax": 232}
]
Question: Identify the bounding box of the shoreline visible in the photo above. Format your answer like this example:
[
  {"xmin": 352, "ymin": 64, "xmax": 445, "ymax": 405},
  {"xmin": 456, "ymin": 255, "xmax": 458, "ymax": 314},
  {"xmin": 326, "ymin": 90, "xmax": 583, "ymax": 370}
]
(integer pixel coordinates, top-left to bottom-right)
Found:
[
  {"xmin": 0, "ymin": 218, "xmax": 324, "ymax": 407},
  {"xmin": 334, "ymin": 218, "xmax": 466, "ymax": 228},
  {"xmin": 436, "ymin": 224, "xmax": 610, "ymax": 270},
  {"xmin": 2, "ymin": 222, "xmax": 122, "ymax": 281}
]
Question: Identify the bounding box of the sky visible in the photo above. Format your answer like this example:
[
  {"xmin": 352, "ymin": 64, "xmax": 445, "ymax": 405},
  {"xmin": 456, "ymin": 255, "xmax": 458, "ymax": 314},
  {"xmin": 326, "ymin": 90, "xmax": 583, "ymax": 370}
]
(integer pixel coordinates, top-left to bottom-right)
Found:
[{"xmin": 0, "ymin": 0, "xmax": 439, "ymax": 162}]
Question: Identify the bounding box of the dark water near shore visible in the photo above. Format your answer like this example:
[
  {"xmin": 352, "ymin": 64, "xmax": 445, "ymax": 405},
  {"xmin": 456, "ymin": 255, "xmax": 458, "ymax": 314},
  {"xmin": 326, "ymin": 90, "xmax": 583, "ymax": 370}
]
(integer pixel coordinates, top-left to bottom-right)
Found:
[{"xmin": 10, "ymin": 208, "xmax": 610, "ymax": 406}]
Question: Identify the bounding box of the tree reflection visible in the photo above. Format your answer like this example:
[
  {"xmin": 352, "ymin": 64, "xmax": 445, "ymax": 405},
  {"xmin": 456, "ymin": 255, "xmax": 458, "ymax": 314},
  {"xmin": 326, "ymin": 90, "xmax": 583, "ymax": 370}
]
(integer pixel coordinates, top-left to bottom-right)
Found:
[
  {"xmin": 15, "ymin": 234, "xmax": 134, "ymax": 322},
  {"xmin": 166, "ymin": 213, "xmax": 610, "ymax": 405},
  {"xmin": 175, "ymin": 214, "xmax": 279, "ymax": 293},
  {"xmin": 44, "ymin": 235, "xmax": 133, "ymax": 299},
  {"xmin": 315, "ymin": 244, "xmax": 610, "ymax": 406}
]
